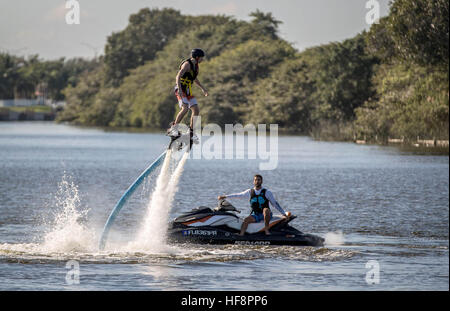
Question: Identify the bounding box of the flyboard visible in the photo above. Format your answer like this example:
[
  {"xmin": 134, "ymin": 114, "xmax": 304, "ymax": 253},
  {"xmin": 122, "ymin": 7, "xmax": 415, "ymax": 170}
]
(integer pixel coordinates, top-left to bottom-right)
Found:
[{"xmin": 98, "ymin": 131, "xmax": 194, "ymax": 250}]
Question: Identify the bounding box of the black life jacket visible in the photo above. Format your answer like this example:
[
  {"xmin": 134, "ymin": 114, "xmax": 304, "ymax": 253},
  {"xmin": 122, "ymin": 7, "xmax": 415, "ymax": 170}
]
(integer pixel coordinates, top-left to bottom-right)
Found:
[
  {"xmin": 177, "ymin": 58, "xmax": 198, "ymax": 96},
  {"xmin": 250, "ymin": 188, "xmax": 270, "ymax": 214}
]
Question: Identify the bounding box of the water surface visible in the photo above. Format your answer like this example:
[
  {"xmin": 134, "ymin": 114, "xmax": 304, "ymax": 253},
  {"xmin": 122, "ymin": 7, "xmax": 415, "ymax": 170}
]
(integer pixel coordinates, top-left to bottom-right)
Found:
[{"xmin": 0, "ymin": 122, "xmax": 448, "ymax": 290}]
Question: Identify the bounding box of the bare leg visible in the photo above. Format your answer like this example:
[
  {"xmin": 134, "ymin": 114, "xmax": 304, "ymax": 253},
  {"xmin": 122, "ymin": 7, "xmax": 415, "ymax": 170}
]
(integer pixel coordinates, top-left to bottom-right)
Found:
[
  {"xmin": 239, "ymin": 215, "xmax": 256, "ymax": 236},
  {"xmin": 263, "ymin": 208, "xmax": 271, "ymax": 235},
  {"xmin": 189, "ymin": 104, "xmax": 199, "ymax": 129},
  {"xmin": 174, "ymin": 104, "xmax": 189, "ymax": 125}
]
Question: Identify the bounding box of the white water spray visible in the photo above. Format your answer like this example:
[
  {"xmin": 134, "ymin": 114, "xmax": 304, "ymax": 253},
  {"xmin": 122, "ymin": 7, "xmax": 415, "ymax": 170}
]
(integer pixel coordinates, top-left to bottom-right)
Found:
[
  {"xmin": 42, "ymin": 174, "xmax": 96, "ymax": 253},
  {"xmin": 324, "ymin": 230, "xmax": 345, "ymax": 246},
  {"xmin": 130, "ymin": 149, "xmax": 190, "ymax": 252}
]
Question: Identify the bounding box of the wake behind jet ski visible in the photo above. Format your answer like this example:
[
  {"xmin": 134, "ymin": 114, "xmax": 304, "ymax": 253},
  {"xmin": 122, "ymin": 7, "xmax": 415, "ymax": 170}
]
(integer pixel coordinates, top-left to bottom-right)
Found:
[{"xmin": 168, "ymin": 200, "xmax": 324, "ymax": 246}]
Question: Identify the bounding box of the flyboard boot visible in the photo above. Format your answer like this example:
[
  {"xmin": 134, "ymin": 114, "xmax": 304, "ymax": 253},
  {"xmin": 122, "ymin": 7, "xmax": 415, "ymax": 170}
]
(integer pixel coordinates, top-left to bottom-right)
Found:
[{"xmin": 167, "ymin": 122, "xmax": 198, "ymax": 151}]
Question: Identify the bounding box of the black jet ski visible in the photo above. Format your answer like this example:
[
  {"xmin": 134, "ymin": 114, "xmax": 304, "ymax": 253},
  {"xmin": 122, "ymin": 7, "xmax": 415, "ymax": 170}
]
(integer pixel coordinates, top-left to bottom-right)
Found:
[{"xmin": 168, "ymin": 200, "xmax": 324, "ymax": 246}]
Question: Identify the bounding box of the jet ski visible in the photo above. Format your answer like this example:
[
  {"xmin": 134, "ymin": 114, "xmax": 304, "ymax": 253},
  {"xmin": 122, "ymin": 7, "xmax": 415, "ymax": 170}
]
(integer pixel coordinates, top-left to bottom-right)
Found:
[{"xmin": 168, "ymin": 200, "xmax": 324, "ymax": 246}]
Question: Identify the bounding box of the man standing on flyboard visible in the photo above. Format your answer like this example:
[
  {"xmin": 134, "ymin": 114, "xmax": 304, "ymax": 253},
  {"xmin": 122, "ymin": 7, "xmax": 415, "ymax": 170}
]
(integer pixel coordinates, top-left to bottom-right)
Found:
[{"xmin": 167, "ymin": 48, "xmax": 208, "ymax": 147}]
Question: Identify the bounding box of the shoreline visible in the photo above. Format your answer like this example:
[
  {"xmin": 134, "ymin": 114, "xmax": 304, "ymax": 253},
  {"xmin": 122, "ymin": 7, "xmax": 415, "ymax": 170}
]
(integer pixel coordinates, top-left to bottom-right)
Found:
[
  {"xmin": 3, "ymin": 120, "xmax": 449, "ymax": 155},
  {"xmin": 353, "ymin": 139, "xmax": 449, "ymax": 155},
  {"xmin": 0, "ymin": 106, "xmax": 56, "ymax": 121}
]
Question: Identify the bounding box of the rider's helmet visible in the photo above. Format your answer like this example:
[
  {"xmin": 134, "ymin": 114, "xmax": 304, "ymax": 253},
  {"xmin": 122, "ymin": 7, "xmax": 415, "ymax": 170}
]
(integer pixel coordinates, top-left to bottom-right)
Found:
[{"xmin": 191, "ymin": 48, "xmax": 205, "ymax": 59}]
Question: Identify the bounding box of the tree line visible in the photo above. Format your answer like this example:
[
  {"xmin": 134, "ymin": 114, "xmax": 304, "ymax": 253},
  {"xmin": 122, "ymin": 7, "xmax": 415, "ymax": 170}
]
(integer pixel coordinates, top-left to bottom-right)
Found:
[
  {"xmin": 1, "ymin": 0, "xmax": 448, "ymax": 142},
  {"xmin": 0, "ymin": 54, "xmax": 98, "ymax": 101}
]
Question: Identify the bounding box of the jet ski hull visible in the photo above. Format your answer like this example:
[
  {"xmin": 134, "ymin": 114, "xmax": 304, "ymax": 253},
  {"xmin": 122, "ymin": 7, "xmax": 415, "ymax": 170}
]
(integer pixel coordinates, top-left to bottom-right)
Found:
[
  {"xmin": 168, "ymin": 224, "xmax": 325, "ymax": 246},
  {"xmin": 168, "ymin": 203, "xmax": 325, "ymax": 247}
]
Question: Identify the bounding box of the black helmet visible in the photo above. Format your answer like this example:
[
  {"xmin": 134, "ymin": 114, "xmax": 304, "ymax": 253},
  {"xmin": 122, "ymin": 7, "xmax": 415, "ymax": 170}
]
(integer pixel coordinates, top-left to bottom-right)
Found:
[{"xmin": 191, "ymin": 48, "xmax": 205, "ymax": 58}]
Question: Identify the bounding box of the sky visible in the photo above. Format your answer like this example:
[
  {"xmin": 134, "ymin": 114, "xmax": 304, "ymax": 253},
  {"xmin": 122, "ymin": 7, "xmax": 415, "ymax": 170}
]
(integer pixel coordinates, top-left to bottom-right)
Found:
[{"xmin": 0, "ymin": 0, "xmax": 391, "ymax": 60}]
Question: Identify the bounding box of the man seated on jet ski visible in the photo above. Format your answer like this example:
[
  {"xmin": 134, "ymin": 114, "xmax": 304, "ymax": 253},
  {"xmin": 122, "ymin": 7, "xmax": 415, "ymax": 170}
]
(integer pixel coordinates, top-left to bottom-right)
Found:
[{"xmin": 217, "ymin": 174, "xmax": 290, "ymax": 236}]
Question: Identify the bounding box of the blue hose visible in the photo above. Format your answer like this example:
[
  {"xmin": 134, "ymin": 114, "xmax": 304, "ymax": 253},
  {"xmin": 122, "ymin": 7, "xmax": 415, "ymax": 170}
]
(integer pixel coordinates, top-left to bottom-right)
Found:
[{"xmin": 98, "ymin": 150, "xmax": 167, "ymax": 250}]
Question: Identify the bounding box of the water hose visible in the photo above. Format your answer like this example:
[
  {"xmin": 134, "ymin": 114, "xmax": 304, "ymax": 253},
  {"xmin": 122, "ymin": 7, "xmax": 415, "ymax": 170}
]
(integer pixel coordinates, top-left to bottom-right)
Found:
[{"xmin": 98, "ymin": 150, "xmax": 167, "ymax": 250}]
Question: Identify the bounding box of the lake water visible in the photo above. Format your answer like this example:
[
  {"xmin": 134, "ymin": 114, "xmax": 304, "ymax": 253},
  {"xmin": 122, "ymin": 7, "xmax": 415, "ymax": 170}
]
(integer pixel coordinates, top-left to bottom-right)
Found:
[{"xmin": 0, "ymin": 122, "xmax": 448, "ymax": 290}]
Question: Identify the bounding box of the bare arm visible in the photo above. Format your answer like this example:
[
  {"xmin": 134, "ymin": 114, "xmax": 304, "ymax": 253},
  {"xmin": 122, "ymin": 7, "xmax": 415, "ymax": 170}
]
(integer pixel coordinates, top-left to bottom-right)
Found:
[{"xmin": 194, "ymin": 79, "xmax": 208, "ymax": 96}]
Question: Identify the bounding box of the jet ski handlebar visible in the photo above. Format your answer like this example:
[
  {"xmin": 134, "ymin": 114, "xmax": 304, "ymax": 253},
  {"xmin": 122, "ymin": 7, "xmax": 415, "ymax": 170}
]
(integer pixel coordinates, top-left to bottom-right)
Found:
[{"xmin": 215, "ymin": 199, "xmax": 241, "ymax": 213}]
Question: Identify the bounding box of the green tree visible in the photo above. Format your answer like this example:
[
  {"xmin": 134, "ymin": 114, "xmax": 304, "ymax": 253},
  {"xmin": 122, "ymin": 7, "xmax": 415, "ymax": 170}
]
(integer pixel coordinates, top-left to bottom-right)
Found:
[
  {"xmin": 303, "ymin": 34, "xmax": 378, "ymax": 122},
  {"xmin": 57, "ymin": 66, "xmax": 104, "ymax": 124},
  {"xmin": 0, "ymin": 53, "xmax": 20, "ymax": 98},
  {"xmin": 368, "ymin": 0, "xmax": 449, "ymax": 66},
  {"xmin": 355, "ymin": 63, "xmax": 449, "ymax": 141},
  {"xmin": 365, "ymin": 16, "xmax": 397, "ymax": 61},
  {"xmin": 200, "ymin": 39, "xmax": 296, "ymax": 125},
  {"xmin": 247, "ymin": 58, "xmax": 315, "ymax": 132},
  {"xmin": 249, "ymin": 9, "xmax": 282, "ymax": 39},
  {"xmin": 103, "ymin": 8, "xmax": 186, "ymax": 86}
]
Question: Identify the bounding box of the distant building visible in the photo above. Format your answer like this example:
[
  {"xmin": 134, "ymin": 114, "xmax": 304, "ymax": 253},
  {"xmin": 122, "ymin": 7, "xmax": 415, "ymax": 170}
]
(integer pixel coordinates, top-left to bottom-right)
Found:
[
  {"xmin": 0, "ymin": 99, "xmax": 65, "ymax": 108},
  {"xmin": 0, "ymin": 98, "xmax": 62, "ymax": 121}
]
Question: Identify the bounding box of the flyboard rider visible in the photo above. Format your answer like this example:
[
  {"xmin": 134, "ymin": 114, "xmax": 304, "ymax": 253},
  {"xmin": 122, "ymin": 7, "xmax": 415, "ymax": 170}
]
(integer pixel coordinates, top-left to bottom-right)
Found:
[{"xmin": 167, "ymin": 48, "xmax": 208, "ymax": 144}]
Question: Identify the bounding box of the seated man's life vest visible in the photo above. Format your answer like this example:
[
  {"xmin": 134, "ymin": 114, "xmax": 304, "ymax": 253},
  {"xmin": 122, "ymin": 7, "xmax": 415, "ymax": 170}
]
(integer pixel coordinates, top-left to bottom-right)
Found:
[{"xmin": 250, "ymin": 188, "xmax": 270, "ymax": 214}]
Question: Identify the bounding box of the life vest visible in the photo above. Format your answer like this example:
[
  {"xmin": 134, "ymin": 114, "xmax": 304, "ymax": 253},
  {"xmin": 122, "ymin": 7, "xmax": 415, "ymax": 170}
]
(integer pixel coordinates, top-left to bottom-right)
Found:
[
  {"xmin": 177, "ymin": 58, "xmax": 198, "ymax": 96},
  {"xmin": 250, "ymin": 188, "xmax": 270, "ymax": 214}
]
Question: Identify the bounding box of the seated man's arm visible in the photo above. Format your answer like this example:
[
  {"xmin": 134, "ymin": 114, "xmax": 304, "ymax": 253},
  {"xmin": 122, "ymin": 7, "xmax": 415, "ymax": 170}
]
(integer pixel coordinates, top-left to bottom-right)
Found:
[
  {"xmin": 217, "ymin": 189, "xmax": 251, "ymax": 217},
  {"xmin": 223, "ymin": 189, "xmax": 251, "ymax": 199},
  {"xmin": 265, "ymin": 190, "xmax": 287, "ymax": 216}
]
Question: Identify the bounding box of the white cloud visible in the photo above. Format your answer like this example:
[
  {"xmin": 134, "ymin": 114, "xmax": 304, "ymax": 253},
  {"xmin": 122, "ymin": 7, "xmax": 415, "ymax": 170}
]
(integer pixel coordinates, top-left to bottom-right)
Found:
[{"xmin": 44, "ymin": 2, "xmax": 67, "ymax": 22}]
